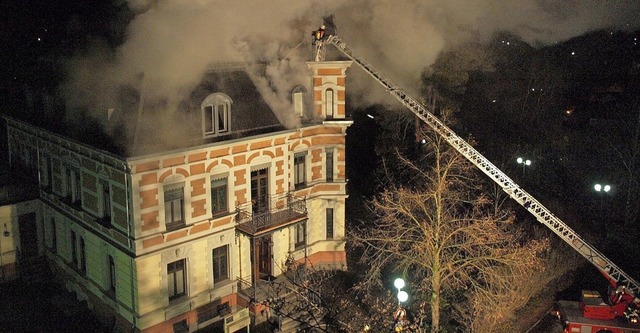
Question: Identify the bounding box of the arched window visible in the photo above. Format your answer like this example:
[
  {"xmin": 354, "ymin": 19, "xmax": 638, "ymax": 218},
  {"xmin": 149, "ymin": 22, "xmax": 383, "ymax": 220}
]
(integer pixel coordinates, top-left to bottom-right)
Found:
[
  {"xmin": 201, "ymin": 93, "xmax": 232, "ymax": 137},
  {"xmin": 324, "ymin": 88, "xmax": 335, "ymax": 118}
]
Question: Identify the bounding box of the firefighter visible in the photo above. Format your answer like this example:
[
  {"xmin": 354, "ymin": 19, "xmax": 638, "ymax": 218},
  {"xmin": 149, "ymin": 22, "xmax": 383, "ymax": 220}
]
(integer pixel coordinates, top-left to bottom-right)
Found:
[
  {"xmin": 624, "ymin": 298, "xmax": 640, "ymax": 324},
  {"xmin": 312, "ymin": 24, "xmax": 326, "ymax": 43},
  {"xmin": 312, "ymin": 24, "xmax": 327, "ymax": 61}
]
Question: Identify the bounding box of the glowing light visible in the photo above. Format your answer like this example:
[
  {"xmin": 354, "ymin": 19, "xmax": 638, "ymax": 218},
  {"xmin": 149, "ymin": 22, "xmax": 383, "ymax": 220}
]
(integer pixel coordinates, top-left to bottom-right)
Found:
[
  {"xmin": 394, "ymin": 278, "xmax": 405, "ymax": 290},
  {"xmin": 517, "ymin": 157, "xmax": 531, "ymax": 166},
  {"xmin": 397, "ymin": 291, "xmax": 408, "ymax": 303}
]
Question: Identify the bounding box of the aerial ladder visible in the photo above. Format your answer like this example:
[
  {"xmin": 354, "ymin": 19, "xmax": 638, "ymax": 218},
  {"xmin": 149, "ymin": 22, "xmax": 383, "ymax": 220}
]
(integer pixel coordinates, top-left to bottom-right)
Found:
[{"xmin": 311, "ymin": 27, "xmax": 640, "ymax": 327}]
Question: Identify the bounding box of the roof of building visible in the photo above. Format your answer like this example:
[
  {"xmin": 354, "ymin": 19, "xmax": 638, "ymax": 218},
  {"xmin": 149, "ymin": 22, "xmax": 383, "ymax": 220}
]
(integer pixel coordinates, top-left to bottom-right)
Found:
[
  {"xmin": 111, "ymin": 64, "xmax": 289, "ymax": 157},
  {"xmin": 4, "ymin": 64, "xmax": 300, "ymax": 159}
]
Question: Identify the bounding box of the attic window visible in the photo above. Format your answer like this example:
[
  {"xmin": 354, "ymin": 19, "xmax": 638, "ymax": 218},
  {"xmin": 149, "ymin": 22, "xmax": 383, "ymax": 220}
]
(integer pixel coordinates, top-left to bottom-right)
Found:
[
  {"xmin": 201, "ymin": 93, "xmax": 232, "ymax": 137},
  {"xmin": 292, "ymin": 86, "xmax": 306, "ymax": 117}
]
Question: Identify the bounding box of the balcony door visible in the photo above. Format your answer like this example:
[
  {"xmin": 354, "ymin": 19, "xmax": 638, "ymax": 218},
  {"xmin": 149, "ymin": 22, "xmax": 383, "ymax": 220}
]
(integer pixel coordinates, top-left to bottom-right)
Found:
[
  {"xmin": 257, "ymin": 236, "xmax": 272, "ymax": 280},
  {"xmin": 251, "ymin": 168, "xmax": 268, "ymax": 213}
]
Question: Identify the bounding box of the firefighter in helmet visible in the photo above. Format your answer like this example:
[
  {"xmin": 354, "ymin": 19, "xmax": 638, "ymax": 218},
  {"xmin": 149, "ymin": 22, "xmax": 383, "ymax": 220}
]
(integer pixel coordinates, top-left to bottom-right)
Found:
[{"xmin": 312, "ymin": 24, "xmax": 326, "ymax": 43}]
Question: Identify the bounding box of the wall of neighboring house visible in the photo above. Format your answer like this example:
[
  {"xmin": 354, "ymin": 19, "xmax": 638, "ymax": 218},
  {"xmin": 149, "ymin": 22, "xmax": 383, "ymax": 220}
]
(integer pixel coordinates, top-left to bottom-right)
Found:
[
  {"xmin": 0, "ymin": 200, "xmax": 42, "ymax": 282},
  {"xmin": 5, "ymin": 118, "xmax": 138, "ymax": 331}
]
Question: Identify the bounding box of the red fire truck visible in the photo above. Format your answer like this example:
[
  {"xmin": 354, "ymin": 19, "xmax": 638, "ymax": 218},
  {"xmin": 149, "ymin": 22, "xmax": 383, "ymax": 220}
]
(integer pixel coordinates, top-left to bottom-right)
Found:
[{"xmin": 558, "ymin": 293, "xmax": 640, "ymax": 333}]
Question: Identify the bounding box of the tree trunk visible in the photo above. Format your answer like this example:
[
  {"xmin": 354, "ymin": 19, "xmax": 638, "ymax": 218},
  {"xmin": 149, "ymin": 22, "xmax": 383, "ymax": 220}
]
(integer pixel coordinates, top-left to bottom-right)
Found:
[{"xmin": 431, "ymin": 275, "xmax": 441, "ymax": 332}]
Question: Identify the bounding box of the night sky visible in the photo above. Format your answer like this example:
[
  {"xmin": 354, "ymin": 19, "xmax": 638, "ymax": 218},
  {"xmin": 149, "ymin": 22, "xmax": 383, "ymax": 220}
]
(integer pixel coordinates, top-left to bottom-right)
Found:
[{"xmin": 2, "ymin": 1, "xmax": 640, "ymax": 332}]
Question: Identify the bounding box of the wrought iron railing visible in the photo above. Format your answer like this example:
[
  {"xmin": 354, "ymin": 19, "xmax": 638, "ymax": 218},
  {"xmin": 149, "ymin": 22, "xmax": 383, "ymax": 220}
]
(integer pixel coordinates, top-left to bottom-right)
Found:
[{"xmin": 236, "ymin": 193, "xmax": 307, "ymax": 235}]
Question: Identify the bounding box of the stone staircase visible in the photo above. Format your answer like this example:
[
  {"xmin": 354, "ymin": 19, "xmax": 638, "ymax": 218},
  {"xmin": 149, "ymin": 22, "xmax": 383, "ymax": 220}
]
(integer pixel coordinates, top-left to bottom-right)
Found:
[{"xmin": 271, "ymin": 287, "xmax": 326, "ymax": 332}]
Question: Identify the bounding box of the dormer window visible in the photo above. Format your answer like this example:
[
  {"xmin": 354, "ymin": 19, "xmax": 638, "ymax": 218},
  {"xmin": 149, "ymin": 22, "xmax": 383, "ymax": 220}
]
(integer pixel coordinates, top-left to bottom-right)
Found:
[
  {"xmin": 201, "ymin": 93, "xmax": 232, "ymax": 137},
  {"xmin": 292, "ymin": 86, "xmax": 307, "ymax": 117}
]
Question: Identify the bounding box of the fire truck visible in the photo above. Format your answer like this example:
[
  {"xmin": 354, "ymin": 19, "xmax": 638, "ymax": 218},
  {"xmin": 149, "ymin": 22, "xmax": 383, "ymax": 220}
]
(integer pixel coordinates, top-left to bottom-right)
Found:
[{"xmin": 311, "ymin": 26, "xmax": 640, "ymax": 333}]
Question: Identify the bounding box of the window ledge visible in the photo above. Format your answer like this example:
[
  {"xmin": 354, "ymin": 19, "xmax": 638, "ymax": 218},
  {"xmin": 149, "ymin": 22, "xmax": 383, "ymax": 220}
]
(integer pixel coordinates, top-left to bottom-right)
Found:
[
  {"xmin": 165, "ymin": 222, "xmax": 186, "ymax": 232},
  {"xmin": 213, "ymin": 278, "xmax": 234, "ymax": 290}
]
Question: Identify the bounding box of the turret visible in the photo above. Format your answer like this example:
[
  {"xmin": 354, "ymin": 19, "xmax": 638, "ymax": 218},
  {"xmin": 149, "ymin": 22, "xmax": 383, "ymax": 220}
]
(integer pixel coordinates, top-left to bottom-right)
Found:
[{"xmin": 306, "ymin": 61, "xmax": 352, "ymax": 120}]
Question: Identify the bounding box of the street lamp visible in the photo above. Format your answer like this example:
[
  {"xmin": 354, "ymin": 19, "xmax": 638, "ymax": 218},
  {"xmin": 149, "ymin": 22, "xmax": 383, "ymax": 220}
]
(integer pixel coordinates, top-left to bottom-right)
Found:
[
  {"xmin": 516, "ymin": 157, "xmax": 531, "ymax": 175},
  {"xmin": 593, "ymin": 183, "xmax": 612, "ymax": 238},
  {"xmin": 594, "ymin": 184, "xmax": 611, "ymax": 193},
  {"xmin": 394, "ymin": 278, "xmax": 409, "ymax": 303},
  {"xmin": 393, "ymin": 278, "xmax": 409, "ymax": 332}
]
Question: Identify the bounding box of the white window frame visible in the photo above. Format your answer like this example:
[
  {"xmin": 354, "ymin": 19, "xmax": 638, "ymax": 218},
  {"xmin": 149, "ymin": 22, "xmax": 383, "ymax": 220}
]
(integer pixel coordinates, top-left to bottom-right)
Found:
[{"xmin": 201, "ymin": 93, "xmax": 232, "ymax": 137}]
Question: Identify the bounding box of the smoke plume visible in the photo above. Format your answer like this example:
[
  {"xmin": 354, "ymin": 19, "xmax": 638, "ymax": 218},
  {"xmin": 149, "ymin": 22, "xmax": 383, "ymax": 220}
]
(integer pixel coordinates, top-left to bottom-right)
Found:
[{"xmin": 60, "ymin": 0, "xmax": 640, "ymax": 154}]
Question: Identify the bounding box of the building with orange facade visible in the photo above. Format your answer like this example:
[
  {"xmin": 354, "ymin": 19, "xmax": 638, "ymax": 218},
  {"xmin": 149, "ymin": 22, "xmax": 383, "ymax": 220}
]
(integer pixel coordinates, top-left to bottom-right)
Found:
[{"xmin": 1, "ymin": 59, "xmax": 353, "ymax": 332}]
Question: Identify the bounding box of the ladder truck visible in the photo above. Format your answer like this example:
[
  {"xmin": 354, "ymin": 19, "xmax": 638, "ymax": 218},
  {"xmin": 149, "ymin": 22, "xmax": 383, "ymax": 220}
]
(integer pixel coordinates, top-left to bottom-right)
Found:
[{"xmin": 310, "ymin": 26, "xmax": 640, "ymax": 333}]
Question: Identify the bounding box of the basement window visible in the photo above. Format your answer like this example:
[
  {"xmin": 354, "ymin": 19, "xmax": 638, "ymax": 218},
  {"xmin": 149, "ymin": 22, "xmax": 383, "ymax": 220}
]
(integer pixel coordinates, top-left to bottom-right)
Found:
[{"xmin": 201, "ymin": 93, "xmax": 232, "ymax": 137}]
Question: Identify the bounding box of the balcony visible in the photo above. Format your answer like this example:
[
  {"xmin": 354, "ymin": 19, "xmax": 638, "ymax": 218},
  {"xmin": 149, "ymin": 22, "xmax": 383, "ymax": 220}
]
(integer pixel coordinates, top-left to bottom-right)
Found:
[{"xmin": 236, "ymin": 194, "xmax": 307, "ymax": 236}]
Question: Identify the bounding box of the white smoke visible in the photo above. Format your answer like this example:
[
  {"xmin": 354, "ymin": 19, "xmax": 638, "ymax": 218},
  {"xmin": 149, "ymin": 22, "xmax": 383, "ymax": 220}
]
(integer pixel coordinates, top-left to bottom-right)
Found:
[{"xmin": 60, "ymin": 0, "xmax": 640, "ymax": 149}]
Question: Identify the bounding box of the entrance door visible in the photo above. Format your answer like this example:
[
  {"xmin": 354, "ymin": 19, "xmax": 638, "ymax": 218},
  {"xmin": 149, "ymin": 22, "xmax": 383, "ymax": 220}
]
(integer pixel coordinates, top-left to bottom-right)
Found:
[
  {"xmin": 18, "ymin": 213, "xmax": 38, "ymax": 258},
  {"xmin": 251, "ymin": 169, "xmax": 269, "ymax": 213},
  {"xmin": 257, "ymin": 236, "xmax": 272, "ymax": 280}
]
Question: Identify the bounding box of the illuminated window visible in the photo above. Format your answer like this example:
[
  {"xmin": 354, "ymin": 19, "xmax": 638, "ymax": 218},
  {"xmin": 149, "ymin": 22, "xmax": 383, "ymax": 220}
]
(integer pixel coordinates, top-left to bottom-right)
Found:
[{"xmin": 202, "ymin": 93, "xmax": 232, "ymax": 137}]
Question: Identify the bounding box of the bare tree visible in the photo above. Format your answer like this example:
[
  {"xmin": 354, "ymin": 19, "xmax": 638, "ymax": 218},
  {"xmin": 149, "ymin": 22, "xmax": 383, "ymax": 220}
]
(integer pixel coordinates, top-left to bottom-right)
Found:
[
  {"xmin": 453, "ymin": 236, "xmax": 581, "ymax": 332},
  {"xmin": 352, "ymin": 112, "xmax": 548, "ymax": 332},
  {"xmin": 255, "ymin": 262, "xmax": 421, "ymax": 333}
]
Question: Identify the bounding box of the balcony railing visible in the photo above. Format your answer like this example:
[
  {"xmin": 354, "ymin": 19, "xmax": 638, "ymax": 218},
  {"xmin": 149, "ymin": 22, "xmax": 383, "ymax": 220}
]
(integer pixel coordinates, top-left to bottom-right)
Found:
[{"xmin": 236, "ymin": 193, "xmax": 307, "ymax": 236}]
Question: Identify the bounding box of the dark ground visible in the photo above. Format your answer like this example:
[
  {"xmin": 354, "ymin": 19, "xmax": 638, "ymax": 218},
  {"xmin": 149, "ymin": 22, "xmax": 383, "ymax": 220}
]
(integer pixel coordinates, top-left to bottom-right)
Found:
[{"xmin": 0, "ymin": 273, "xmax": 107, "ymax": 333}]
